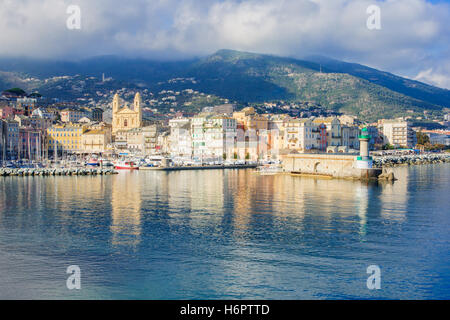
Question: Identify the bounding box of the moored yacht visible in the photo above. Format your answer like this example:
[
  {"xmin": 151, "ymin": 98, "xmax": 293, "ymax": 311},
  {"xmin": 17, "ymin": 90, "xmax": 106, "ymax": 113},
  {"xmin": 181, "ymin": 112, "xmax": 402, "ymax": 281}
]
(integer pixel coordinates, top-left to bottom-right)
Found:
[{"xmin": 114, "ymin": 160, "xmax": 139, "ymax": 170}]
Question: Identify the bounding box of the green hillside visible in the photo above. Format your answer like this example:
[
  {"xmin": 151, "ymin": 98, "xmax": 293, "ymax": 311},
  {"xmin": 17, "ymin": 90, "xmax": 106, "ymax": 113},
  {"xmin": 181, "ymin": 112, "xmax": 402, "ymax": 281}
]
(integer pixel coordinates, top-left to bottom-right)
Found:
[{"xmin": 184, "ymin": 50, "xmax": 444, "ymax": 121}]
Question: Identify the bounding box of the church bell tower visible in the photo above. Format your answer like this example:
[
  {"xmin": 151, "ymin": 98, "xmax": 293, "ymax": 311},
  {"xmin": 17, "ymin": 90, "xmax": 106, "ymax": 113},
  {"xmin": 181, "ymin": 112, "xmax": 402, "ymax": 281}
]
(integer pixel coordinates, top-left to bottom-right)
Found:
[{"xmin": 134, "ymin": 92, "xmax": 142, "ymax": 127}]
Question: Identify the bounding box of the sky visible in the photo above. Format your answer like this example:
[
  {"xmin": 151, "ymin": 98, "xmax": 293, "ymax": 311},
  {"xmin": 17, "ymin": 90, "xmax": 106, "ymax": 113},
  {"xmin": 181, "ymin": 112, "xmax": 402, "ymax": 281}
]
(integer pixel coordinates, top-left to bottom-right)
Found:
[{"xmin": 0, "ymin": 0, "xmax": 449, "ymax": 89}]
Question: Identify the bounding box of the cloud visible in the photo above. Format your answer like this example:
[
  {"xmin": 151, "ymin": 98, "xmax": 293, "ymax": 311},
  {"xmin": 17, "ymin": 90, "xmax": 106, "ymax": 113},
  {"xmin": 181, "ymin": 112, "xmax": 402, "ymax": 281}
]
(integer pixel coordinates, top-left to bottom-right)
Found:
[
  {"xmin": 414, "ymin": 66, "xmax": 450, "ymax": 89},
  {"xmin": 0, "ymin": 0, "xmax": 449, "ymax": 88}
]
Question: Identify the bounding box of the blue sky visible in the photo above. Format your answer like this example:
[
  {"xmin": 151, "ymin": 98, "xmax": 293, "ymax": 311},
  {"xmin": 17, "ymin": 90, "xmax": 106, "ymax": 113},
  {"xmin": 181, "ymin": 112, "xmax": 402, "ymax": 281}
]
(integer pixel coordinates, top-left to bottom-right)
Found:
[{"xmin": 0, "ymin": 0, "xmax": 449, "ymax": 89}]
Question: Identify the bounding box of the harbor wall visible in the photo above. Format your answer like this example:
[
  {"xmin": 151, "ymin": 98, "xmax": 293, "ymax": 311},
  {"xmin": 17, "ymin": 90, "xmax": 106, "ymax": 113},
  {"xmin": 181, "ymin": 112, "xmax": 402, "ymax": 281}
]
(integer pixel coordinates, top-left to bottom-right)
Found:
[
  {"xmin": 140, "ymin": 164, "xmax": 257, "ymax": 171},
  {"xmin": 282, "ymin": 154, "xmax": 381, "ymax": 180}
]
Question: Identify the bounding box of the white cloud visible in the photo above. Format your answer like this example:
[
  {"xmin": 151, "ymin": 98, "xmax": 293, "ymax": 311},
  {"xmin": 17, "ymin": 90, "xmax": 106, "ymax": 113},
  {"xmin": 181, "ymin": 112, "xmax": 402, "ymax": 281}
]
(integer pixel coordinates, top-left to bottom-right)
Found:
[
  {"xmin": 0, "ymin": 0, "xmax": 449, "ymax": 88},
  {"xmin": 414, "ymin": 68, "xmax": 450, "ymax": 89}
]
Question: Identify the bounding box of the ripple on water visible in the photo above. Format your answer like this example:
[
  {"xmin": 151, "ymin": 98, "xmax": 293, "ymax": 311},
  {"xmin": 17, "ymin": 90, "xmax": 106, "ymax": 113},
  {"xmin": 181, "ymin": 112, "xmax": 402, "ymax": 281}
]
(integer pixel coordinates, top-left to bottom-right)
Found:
[{"xmin": 0, "ymin": 165, "xmax": 449, "ymax": 299}]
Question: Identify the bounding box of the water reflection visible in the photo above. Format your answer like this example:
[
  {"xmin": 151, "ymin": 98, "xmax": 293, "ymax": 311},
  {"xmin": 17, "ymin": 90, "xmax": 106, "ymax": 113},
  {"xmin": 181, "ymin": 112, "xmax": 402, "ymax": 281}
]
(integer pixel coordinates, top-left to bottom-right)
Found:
[
  {"xmin": 378, "ymin": 168, "xmax": 409, "ymax": 222},
  {"xmin": 0, "ymin": 164, "xmax": 449, "ymax": 299},
  {"xmin": 111, "ymin": 172, "xmax": 142, "ymax": 247},
  {"xmin": 355, "ymin": 184, "xmax": 368, "ymax": 237},
  {"xmin": 0, "ymin": 169, "xmax": 413, "ymax": 248}
]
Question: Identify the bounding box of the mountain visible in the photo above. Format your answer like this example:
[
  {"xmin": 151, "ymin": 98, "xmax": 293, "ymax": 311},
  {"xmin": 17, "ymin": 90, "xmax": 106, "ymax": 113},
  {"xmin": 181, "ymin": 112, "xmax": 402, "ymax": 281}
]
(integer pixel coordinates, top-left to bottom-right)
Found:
[
  {"xmin": 306, "ymin": 55, "xmax": 450, "ymax": 108},
  {"xmin": 0, "ymin": 49, "xmax": 448, "ymax": 121}
]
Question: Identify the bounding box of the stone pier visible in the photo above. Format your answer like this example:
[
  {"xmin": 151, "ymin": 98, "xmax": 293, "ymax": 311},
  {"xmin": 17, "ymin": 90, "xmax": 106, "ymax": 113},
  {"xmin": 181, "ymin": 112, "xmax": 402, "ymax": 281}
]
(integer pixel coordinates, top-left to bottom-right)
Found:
[
  {"xmin": 281, "ymin": 127, "xmax": 382, "ymax": 180},
  {"xmin": 281, "ymin": 153, "xmax": 381, "ymax": 180}
]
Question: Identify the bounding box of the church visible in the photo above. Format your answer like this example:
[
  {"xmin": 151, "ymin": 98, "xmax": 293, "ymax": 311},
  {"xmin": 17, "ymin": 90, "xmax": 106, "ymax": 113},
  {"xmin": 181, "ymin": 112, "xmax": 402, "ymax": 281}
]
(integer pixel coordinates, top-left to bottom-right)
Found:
[{"xmin": 112, "ymin": 92, "xmax": 142, "ymax": 135}]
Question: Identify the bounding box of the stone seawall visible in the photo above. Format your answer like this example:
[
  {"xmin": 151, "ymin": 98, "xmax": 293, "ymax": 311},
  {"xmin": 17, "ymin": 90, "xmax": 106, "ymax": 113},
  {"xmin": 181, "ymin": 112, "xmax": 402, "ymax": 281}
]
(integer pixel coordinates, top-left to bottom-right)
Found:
[
  {"xmin": 373, "ymin": 153, "xmax": 450, "ymax": 167},
  {"xmin": 0, "ymin": 168, "xmax": 118, "ymax": 177},
  {"xmin": 140, "ymin": 164, "xmax": 257, "ymax": 171},
  {"xmin": 282, "ymin": 154, "xmax": 381, "ymax": 180}
]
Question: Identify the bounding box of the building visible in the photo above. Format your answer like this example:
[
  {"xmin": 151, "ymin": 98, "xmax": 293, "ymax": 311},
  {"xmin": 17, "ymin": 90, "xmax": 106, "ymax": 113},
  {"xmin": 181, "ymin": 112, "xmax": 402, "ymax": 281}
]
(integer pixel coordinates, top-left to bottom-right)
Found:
[
  {"xmin": 112, "ymin": 93, "xmax": 142, "ymax": 135},
  {"xmin": 265, "ymin": 115, "xmax": 290, "ymax": 160},
  {"xmin": 0, "ymin": 105, "xmax": 15, "ymax": 119},
  {"xmin": 91, "ymin": 108, "xmax": 104, "ymax": 122},
  {"xmin": 78, "ymin": 117, "xmax": 92, "ymax": 124},
  {"xmin": 18, "ymin": 127, "xmax": 42, "ymax": 160},
  {"xmin": 169, "ymin": 118, "xmax": 192, "ymax": 159},
  {"xmin": 47, "ymin": 123, "xmax": 87, "ymax": 154},
  {"xmin": 15, "ymin": 113, "xmax": 52, "ymax": 132},
  {"xmin": 192, "ymin": 113, "xmax": 237, "ymax": 162},
  {"xmin": 0, "ymin": 120, "xmax": 4, "ymax": 161},
  {"xmin": 142, "ymin": 125, "xmax": 166, "ymax": 155},
  {"xmin": 444, "ymin": 114, "xmax": 450, "ymax": 122},
  {"xmin": 284, "ymin": 119, "xmax": 326, "ymax": 152},
  {"xmin": 16, "ymin": 97, "xmax": 36, "ymax": 116},
  {"xmin": 124, "ymin": 128, "xmax": 144, "ymax": 154},
  {"xmin": 81, "ymin": 129, "xmax": 112, "ymax": 153},
  {"xmin": 112, "ymin": 125, "xmax": 165, "ymax": 155},
  {"xmin": 233, "ymin": 107, "xmax": 269, "ymax": 161},
  {"xmin": 366, "ymin": 125, "xmax": 382, "ymax": 149},
  {"xmin": 32, "ymin": 107, "xmax": 55, "ymax": 120},
  {"xmin": 313, "ymin": 117, "xmax": 342, "ymax": 147},
  {"xmin": 60, "ymin": 109, "xmax": 85, "ymax": 123},
  {"xmin": 423, "ymin": 130, "xmax": 450, "ymax": 146},
  {"xmin": 4, "ymin": 119, "xmax": 19, "ymax": 159},
  {"xmin": 341, "ymin": 126, "xmax": 360, "ymax": 150},
  {"xmin": 0, "ymin": 97, "xmax": 9, "ymax": 108},
  {"xmin": 379, "ymin": 119, "xmax": 416, "ymax": 148},
  {"xmin": 233, "ymin": 107, "xmax": 268, "ymax": 131},
  {"xmin": 14, "ymin": 115, "xmax": 31, "ymax": 127},
  {"xmin": 212, "ymin": 104, "xmax": 235, "ymax": 115}
]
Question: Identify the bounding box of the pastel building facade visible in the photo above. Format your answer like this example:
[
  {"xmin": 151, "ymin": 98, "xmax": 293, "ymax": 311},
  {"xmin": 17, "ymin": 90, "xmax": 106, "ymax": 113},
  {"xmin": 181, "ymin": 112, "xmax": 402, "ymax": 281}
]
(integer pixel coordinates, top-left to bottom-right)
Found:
[
  {"xmin": 379, "ymin": 119, "xmax": 416, "ymax": 148},
  {"xmin": 169, "ymin": 118, "xmax": 192, "ymax": 159},
  {"xmin": 47, "ymin": 123, "xmax": 87, "ymax": 153},
  {"xmin": 192, "ymin": 113, "xmax": 237, "ymax": 162},
  {"xmin": 61, "ymin": 109, "xmax": 85, "ymax": 123}
]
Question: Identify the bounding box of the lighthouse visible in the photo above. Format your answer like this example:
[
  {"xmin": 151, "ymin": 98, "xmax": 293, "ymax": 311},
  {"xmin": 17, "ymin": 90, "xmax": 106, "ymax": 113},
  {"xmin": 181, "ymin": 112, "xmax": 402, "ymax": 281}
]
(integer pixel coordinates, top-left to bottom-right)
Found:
[{"xmin": 356, "ymin": 127, "xmax": 373, "ymax": 169}]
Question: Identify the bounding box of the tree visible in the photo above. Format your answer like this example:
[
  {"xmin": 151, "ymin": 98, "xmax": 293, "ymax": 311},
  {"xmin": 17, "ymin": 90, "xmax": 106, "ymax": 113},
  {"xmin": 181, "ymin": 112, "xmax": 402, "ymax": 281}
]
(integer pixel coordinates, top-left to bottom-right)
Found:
[
  {"xmin": 4, "ymin": 88, "xmax": 27, "ymax": 96},
  {"xmin": 416, "ymin": 131, "xmax": 430, "ymax": 145}
]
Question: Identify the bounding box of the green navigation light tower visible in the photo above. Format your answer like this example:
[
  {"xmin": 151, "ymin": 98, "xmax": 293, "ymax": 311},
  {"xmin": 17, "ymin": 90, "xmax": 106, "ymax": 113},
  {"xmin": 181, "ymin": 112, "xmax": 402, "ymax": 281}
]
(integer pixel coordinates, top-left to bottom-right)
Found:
[{"xmin": 356, "ymin": 127, "xmax": 373, "ymax": 169}]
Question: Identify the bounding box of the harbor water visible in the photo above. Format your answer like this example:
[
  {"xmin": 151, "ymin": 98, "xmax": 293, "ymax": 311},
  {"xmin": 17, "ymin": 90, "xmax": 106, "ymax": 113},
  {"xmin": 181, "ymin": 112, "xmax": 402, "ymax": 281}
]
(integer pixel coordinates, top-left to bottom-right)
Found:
[{"xmin": 0, "ymin": 164, "xmax": 449, "ymax": 299}]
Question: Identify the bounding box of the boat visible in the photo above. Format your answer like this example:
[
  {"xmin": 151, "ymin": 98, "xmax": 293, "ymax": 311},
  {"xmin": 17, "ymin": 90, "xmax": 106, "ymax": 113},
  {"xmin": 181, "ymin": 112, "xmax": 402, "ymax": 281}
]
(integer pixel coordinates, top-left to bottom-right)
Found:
[
  {"xmin": 85, "ymin": 158, "xmax": 100, "ymax": 166},
  {"xmin": 102, "ymin": 161, "xmax": 114, "ymax": 167},
  {"xmin": 114, "ymin": 160, "xmax": 139, "ymax": 170},
  {"xmin": 144, "ymin": 156, "xmax": 164, "ymax": 167},
  {"xmin": 255, "ymin": 164, "xmax": 283, "ymax": 175}
]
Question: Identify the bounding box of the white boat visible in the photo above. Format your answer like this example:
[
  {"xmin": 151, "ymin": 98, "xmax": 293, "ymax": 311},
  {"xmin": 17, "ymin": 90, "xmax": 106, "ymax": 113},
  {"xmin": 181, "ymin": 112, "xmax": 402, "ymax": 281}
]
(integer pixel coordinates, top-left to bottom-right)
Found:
[
  {"xmin": 145, "ymin": 155, "xmax": 164, "ymax": 167},
  {"xmin": 114, "ymin": 160, "xmax": 139, "ymax": 170},
  {"xmin": 255, "ymin": 165, "xmax": 283, "ymax": 175}
]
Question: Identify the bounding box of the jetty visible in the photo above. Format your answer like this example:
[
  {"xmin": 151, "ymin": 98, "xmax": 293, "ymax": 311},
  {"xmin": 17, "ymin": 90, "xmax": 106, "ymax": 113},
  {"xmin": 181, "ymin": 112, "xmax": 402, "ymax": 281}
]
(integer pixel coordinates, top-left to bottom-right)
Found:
[
  {"xmin": 139, "ymin": 164, "xmax": 257, "ymax": 171},
  {"xmin": 0, "ymin": 167, "xmax": 118, "ymax": 177},
  {"xmin": 282, "ymin": 128, "xmax": 382, "ymax": 180}
]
